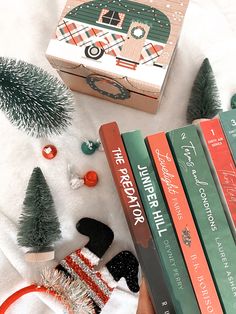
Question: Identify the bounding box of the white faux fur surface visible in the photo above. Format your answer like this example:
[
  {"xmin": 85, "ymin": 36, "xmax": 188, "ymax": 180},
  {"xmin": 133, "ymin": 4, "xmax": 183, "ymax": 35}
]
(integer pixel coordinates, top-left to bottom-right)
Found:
[{"xmin": 0, "ymin": 0, "xmax": 236, "ymax": 313}]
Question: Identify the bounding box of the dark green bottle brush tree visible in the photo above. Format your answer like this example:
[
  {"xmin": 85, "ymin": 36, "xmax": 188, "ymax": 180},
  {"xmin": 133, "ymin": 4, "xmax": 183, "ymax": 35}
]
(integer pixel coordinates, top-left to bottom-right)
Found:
[
  {"xmin": 0, "ymin": 57, "xmax": 74, "ymax": 137},
  {"xmin": 17, "ymin": 167, "xmax": 61, "ymax": 262},
  {"xmin": 186, "ymin": 58, "xmax": 222, "ymax": 124}
]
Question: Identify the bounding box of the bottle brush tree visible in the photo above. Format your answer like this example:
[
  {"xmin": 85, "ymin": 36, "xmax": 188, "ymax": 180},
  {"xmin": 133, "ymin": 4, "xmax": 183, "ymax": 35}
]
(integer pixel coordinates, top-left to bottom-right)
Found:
[
  {"xmin": 186, "ymin": 58, "xmax": 222, "ymax": 124},
  {"xmin": 0, "ymin": 57, "xmax": 74, "ymax": 137},
  {"xmin": 17, "ymin": 167, "xmax": 61, "ymax": 262}
]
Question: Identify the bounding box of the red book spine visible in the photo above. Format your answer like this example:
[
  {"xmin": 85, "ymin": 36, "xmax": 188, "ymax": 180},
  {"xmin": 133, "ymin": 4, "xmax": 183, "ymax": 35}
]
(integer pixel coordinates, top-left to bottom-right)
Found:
[
  {"xmin": 99, "ymin": 122, "xmax": 176, "ymax": 314},
  {"xmin": 146, "ymin": 132, "xmax": 223, "ymax": 314},
  {"xmin": 199, "ymin": 118, "xmax": 236, "ymax": 229}
]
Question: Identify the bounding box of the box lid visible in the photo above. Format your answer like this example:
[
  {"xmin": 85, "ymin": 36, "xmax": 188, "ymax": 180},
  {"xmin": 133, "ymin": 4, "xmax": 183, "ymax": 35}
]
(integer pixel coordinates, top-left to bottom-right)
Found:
[{"xmin": 47, "ymin": 0, "xmax": 189, "ymax": 97}]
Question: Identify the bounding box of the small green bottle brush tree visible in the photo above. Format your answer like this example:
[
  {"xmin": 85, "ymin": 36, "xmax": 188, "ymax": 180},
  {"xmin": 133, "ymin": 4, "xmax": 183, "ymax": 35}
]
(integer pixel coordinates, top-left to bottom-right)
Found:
[
  {"xmin": 0, "ymin": 57, "xmax": 73, "ymax": 137},
  {"xmin": 186, "ymin": 58, "xmax": 222, "ymax": 124},
  {"xmin": 17, "ymin": 167, "xmax": 61, "ymax": 262}
]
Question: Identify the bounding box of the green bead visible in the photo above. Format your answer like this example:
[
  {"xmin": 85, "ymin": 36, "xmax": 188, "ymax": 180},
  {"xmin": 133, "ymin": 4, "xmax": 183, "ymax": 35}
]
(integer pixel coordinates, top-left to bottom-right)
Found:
[
  {"xmin": 81, "ymin": 141, "xmax": 97, "ymax": 155},
  {"xmin": 231, "ymin": 94, "xmax": 236, "ymax": 109}
]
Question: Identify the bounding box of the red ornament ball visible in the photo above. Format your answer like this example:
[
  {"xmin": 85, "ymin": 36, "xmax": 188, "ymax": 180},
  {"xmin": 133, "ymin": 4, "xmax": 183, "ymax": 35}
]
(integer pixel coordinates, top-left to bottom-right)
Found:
[
  {"xmin": 83, "ymin": 171, "xmax": 98, "ymax": 187},
  {"xmin": 42, "ymin": 145, "xmax": 57, "ymax": 160}
]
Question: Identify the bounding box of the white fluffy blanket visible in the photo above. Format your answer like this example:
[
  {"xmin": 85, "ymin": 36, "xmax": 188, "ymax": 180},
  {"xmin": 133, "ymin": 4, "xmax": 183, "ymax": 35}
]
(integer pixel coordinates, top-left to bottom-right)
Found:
[{"xmin": 0, "ymin": 0, "xmax": 235, "ymax": 313}]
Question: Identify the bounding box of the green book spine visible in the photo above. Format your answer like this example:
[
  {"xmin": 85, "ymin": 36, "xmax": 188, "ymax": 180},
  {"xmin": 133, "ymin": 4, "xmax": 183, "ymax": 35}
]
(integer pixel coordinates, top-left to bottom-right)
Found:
[
  {"xmin": 219, "ymin": 109, "xmax": 236, "ymax": 164},
  {"xmin": 167, "ymin": 125, "xmax": 236, "ymax": 314},
  {"xmin": 122, "ymin": 130, "xmax": 200, "ymax": 314}
]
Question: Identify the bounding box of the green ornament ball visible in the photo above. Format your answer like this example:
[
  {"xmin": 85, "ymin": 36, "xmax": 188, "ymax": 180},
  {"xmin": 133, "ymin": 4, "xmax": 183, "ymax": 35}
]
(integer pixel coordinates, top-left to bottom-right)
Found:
[
  {"xmin": 81, "ymin": 141, "xmax": 99, "ymax": 155},
  {"xmin": 231, "ymin": 94, "xmax": 236, "ymax": 109}
]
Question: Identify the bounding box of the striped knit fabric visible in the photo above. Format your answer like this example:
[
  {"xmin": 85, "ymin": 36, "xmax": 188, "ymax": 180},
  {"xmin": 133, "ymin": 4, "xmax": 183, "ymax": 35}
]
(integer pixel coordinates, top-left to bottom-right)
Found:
[
  {"xmin": 56, "ymin": 19, "xmax": 164, "ymax": 65},
  {"xmin": 59, "ymin": 247, "xmax": 116, "ymax": 309}
]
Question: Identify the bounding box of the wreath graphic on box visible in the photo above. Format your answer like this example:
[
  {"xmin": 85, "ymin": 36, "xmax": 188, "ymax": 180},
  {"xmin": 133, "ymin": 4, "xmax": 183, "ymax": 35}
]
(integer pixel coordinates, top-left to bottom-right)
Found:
[
  {"xmin": 86, "ymin": 74, "xmax": 130, "ymax": 100},
  {"xmin": 130, "ymin": 26, "xmax": 146, "ymax": 39}
]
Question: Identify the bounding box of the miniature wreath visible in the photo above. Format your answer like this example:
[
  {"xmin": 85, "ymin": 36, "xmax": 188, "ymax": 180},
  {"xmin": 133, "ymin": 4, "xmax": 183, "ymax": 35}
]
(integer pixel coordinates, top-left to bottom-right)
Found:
[
  {"xmin": 86, "ymin": 75, "xmax": 130, "ymax": 100},
  {"xmin": 130, "ymin": 26, "xmax": 146, "ymax": 39}
]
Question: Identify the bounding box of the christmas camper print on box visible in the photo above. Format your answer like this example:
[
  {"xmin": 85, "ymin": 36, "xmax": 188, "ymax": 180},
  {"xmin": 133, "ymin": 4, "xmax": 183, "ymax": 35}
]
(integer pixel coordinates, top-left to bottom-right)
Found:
[
  {"xmin": 48, "ymin": 0, "xmax": 189, "ymax": 113},
  {"xmin": 56, "ymin": 0, "xmax": 171, "ymax": 70}
]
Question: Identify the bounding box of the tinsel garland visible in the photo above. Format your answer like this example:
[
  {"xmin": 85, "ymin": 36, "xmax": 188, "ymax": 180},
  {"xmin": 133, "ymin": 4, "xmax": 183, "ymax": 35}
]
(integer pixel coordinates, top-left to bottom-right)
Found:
[{"xmin": 40, "ymin": 268, "xmax": 95, "ymax": 314}]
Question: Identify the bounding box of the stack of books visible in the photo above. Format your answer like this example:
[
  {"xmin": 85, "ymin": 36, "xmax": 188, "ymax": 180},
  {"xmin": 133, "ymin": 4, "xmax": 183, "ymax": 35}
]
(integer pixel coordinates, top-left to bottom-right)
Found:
[{"xmin": 99, "ymin": 109, "xmax": 236, "ymax": 314}]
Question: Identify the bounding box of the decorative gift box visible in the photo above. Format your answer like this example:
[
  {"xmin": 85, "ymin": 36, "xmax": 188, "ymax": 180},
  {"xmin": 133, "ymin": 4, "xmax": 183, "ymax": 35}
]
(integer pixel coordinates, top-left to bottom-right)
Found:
[{"xmin": 46, "ymin": 0, "xmax": 189, "ymax": 113}]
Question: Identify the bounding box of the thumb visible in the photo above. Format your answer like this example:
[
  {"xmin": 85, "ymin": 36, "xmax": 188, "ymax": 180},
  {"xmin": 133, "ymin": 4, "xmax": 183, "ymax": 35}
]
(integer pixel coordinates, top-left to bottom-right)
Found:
[{"xmin": 136, "ymin": 278, "xmax": 155, "ymax": 314}]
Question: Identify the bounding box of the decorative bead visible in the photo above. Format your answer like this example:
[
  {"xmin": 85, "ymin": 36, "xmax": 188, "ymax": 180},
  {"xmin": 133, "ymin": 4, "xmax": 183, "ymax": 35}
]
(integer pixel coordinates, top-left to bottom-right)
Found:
[
  {"xmin": 70, "ymin": 175, "xmax": 85, "ymax": 190},
  {"xmin": 42, "ymin": 145, "xmax": 57, "ymax": 159},
  {"xmin": 81, "ymin": 140, "xmax": 100, "ymax": 155},
  {"xmin": 231, "ymin": 94, "xmax": 236, "ymax": 109},
  {"xmin": 96, "ymin": 139, "xmax": 104, "ymax": 152},
  {"xmin": 84, "ymin": 171, "xmax": 98, "ymax": 187},
  {"xmin": 68, "ymin": 164, "xmax": 98, "ymax": 189},
  {"xmin": 68, "ymin": 164, "xmax": 83, "ymax": 190}
]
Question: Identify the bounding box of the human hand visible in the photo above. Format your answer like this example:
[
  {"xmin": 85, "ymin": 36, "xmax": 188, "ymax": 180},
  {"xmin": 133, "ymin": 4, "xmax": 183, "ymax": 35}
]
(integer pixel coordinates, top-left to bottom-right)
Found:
[{"xmin": 136, "ymin": 278, "xmax": 155, "ymax": 314}]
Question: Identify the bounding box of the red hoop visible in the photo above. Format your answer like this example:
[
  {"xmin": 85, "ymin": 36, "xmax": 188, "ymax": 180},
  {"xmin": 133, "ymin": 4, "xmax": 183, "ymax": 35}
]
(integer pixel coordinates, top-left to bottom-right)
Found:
[{"xmin": 0, "ymin": 285, "xmax": 70, "ymax": 314}]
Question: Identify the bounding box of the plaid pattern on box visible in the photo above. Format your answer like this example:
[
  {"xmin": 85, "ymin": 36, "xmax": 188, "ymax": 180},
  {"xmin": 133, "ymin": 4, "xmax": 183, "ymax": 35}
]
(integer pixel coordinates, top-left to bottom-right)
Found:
[
  {"xmin": 56, "ymin": 19, "xmax": 104, "ymax": 47},
  {"xmin": 56, "ymin": 18, "xmax": 164, "ymax": 64},
  {"xmin": 140, "ymin": 43, "xmax": 164, "ymax": 65},
  {"xmin": 95, "ymin": 33, "xmax": 125, "ymax": 56}
]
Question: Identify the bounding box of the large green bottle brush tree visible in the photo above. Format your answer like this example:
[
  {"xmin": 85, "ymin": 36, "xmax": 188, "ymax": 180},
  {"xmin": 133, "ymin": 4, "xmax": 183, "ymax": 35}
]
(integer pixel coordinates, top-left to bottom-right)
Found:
[
  {"xmin": 17, "ymin": 167, "xmax": 61, "ymax": 262},
  {"xmin": 186, "ymin": 58, "xmax": 222, "ymax": 124},
  {"xmin": 0, "ymin": 57, "xmax": 74, "ymax": 137}
]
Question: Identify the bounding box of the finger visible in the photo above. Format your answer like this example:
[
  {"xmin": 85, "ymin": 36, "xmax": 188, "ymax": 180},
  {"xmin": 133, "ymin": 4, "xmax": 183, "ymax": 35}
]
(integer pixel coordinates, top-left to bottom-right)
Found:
[{"xmin": 136, "ymin": 278, "xmax": 155, "ymax": 314}]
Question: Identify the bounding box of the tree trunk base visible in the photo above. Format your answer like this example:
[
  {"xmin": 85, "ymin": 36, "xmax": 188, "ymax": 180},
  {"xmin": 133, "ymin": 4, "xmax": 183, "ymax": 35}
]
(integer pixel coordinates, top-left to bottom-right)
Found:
[{"xmin": 25, "ymin": 250, "xmax": 55, "ymax": 262}]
